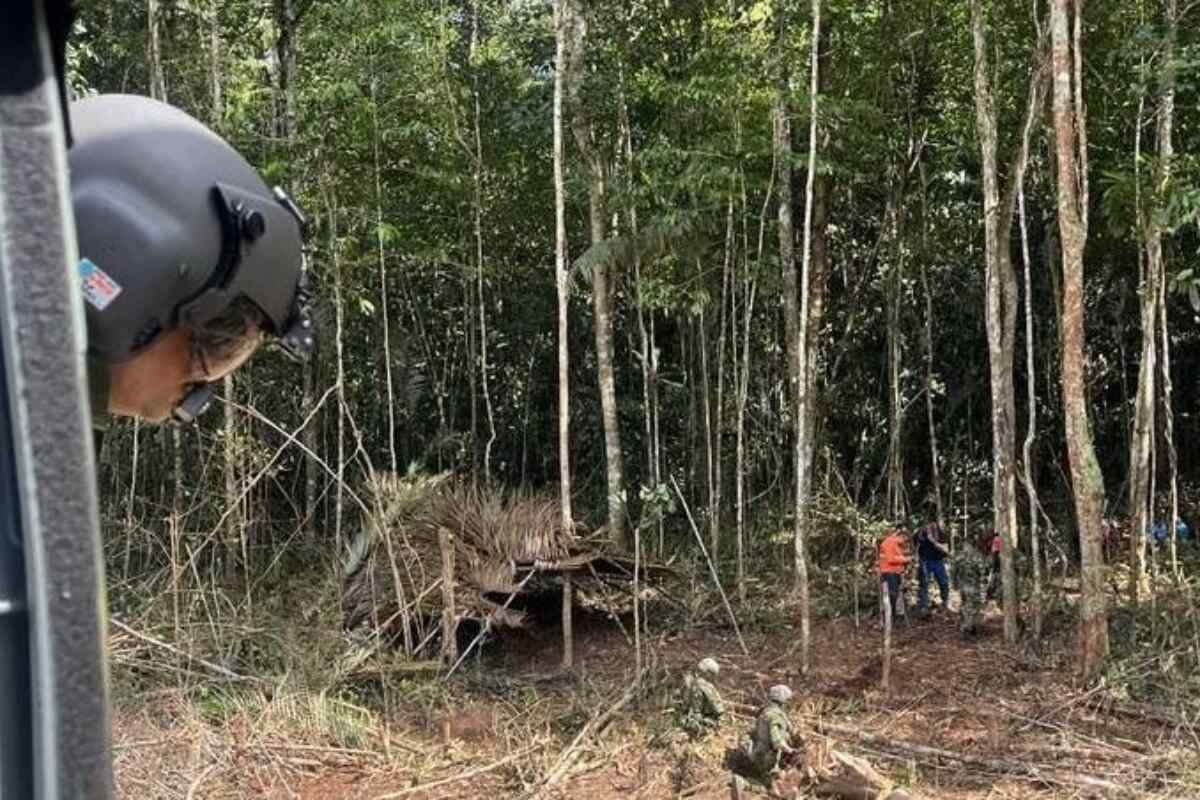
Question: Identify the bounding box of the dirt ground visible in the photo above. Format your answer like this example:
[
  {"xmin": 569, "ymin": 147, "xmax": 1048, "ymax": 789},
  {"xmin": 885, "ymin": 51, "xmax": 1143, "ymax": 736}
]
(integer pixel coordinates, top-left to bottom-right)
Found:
[{"xmin": 112, "ymin": 604, "xmax": 1198, "ymax": 799}]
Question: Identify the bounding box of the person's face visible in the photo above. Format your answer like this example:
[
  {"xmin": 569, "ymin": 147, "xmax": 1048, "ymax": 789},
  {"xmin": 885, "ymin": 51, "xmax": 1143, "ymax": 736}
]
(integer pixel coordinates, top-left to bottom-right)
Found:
[{"xmin": 107, "ymin": 327, "xmax": 260, "ymax": 422}]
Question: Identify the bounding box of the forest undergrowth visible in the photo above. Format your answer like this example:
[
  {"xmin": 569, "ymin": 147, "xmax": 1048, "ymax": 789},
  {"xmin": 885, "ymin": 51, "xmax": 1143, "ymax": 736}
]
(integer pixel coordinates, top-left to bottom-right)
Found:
[{"xmin": 107, "ymin": 535, "xmax": 1200, "ymax": 800}]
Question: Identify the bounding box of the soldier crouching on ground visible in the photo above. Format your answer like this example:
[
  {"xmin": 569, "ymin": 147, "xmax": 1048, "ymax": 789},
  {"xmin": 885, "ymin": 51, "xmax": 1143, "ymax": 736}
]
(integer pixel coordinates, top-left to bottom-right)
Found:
[
  {"xmin": 728, "ymin": 683, "xmax": 797, "ymax": 790},
  {"xmin": 676, "ymin": 657, "xmax": 724, "ymax": 738},
  {"xmin": 953, "ymin": 533, "xmax": 991, "ymax": 639}
]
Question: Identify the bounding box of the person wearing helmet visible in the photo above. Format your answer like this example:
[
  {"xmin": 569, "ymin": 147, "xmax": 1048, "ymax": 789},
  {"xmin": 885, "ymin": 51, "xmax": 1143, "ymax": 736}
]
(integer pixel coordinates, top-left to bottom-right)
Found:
[
  {"xmin": 953, "ymin": 532, "xmax": 991, "ymax": 639},
  {"xmin": 740, "ymin": 684, "xmax": 796, "ymax": 784},
  {"xmin": 69, "ymin": 94, "xmax": 315, "ymax": 428},
  {"xmin": 676, "ymin": 657, "xmax": 724, "ymax": 738}
]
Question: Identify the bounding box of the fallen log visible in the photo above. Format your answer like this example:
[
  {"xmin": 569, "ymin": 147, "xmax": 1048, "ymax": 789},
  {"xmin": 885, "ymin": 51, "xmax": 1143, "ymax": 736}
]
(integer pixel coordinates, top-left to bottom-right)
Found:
[
  {"xmin": 811, "ymin": 720, "xmax": 1128, "ymax": 796},
  {"xmin": 1101, "ymin": 699, "xmax": 1194, "ymax": 728}
]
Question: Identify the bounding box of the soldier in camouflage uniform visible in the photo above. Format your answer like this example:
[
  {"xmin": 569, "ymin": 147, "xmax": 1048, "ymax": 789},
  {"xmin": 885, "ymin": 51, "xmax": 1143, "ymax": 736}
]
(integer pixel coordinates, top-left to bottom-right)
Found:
[
  {"xmin": 676, "ymin": 657, "xmax": 724, "ymax": 738},
  {"xmin": 953, "ymin": 535, "xmax": 990, "ymax": 638},
  {"xmin": 742, "ymin": 684, "xmax": 796, "ymax": 781}
]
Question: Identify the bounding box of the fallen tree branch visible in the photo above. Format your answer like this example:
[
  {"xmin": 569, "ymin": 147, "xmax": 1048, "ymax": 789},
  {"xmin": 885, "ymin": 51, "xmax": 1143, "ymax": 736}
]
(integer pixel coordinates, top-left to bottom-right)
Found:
[
  {"xmin": 811, "ymin": 719, "xmax": 1128, "ymax": 795},
  {"xmin": 522, "ymin": 669, "xmax": 648, "ymax": 798},
  {"xmin": 110, "ymin": 617, "xmax": 263, "ymax": 684},
  {"xmin": 672, "ymin": 476, "xmax": 750, "ymax": 656},
  {"xmin": 444, "ymin": 569, "xmax": 537, "ymax": 679},
  {"xmin": 1101, "ymin": 698, "xmax": 1195, "ymax": 728},
  {"xmin": 373, "ymin": 744, "xmax": 542, "ymax": 799}
]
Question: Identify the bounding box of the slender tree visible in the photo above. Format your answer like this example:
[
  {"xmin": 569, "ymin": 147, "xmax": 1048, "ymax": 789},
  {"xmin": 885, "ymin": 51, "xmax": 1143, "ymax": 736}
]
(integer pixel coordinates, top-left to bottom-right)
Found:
[
  {"xmin": 1050, "ymin": 0, "xmax": 1108, "ymax": 678},
  {"xmin": 553, "ymin": 0, "xmax": 574, "ymax": 538},
  {"xmin": 147, "ymin": 0, "xmax": 167, "ymax": 103},
  {"xmin": 1018, "ymin": 181, "xmax": 1044, "ymax": 639},
  {"xmin": 562, "ymin": 0, "xmax": 627, "ymax": 550},
  {"xmin": 371, "ymin": 73, "xmax": 399, "ymax": 475},
  {"xmin": 971, "ymin": 0, "xmax": 1047, "ymax": 642},
  {"xmin": 1150, "ymin": 0, "xmax": 1179, "ymax": 577},
  {"xmin": 209, "ymin": 0, "xmax": 241, "ymax": 583}
]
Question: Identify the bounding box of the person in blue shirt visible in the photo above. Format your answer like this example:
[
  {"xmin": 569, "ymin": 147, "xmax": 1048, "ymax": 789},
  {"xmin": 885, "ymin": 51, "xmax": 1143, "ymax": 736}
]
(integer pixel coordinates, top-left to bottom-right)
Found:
[{"xmin": 913, "ymin": 521, "xmax": 951, "ymax": 616}]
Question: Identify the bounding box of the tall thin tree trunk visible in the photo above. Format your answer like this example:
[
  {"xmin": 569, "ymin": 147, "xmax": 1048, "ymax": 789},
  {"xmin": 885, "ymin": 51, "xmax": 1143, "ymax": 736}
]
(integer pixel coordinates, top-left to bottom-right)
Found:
[
  {"xmin": 1019, "ymin": 184, "xmax": 1044, "ymax": 639},
  {"xmin": 971, "ymin": 0, "xmax": 1046, "ymax": 642},
  {"xmin": 791, "ymin": 0, "xmax": 822, "ymax": 675},
  {"xmin": 553, "ymin": 0, "xmax": 574, "ymax": 538},
  {"xmin": 1154, "ymin": 0, "xmax": 1179, "ymax": 577},
  {"xmin": 561, "ymin": 0, "xmax": 625, "ymax": 549},
  {"xmin": 123, "ymin": 420, "xmax": 141, "ymax": 581},
  {"xmin": 620, "ymin": 70, "xmax": 655, "ymax": 492},
  {"xmin": 885, "ymin": 204, "xmax": 905, "ymax": 519},
  {"xmin": 916, "ymin": 154, "xmax": 945, "ymax": 529},
  {"xmin": 776, "ymin": 7, "xmax": 798, "ymax": 530},
  {"xmin": 274, "ymin": 0, "xmax": 313, "ymax": 541},
  {"xmin": 147, "ymin": 0, "xmax": 167, "ymax": 103},
  {"xmin": 1160, "ymin": 265, "xmax": 1179, "ymax": 578},
  {"xmin": 371, "ymin": 76, "xmax": 398, "ymax": 475},
  {"xmin": 734, "ymin": 205, "xmax": 754, "ymax": 605},
  {"xmin": 711, "ymin": 199, "xmax": 733, "ymax": 558},
  {"xmin": 210, "ymin": 1, "xmax": 240, "ymax": 583},
  {"xmin": 1129, "ymin": 130, "xmax": 1155, "ymax": 604},
  {"xmin": 148, "ymin": 0, "xmax": 184, "ymax": 523},
  {"xmin": 466, "ymin": 3, "xmax": 497, "ymax": 483},
  {"xmin": 329, "ymin": 193, "xmax": 345, "ymax": 579},
  {"xmin": 804, "ymin": 16, "xmax": 831, "ymax": 516},
  {"xmin": 1051, "ymin": 0, "xmax": 1108, "ymax": 678},
  {"xmin": 466, "ymin": 271, "xmax": 477, "ymax": 478},
  {"xmin": 697, "ymin": 261, "xmax": 715, "ymax": 555}
]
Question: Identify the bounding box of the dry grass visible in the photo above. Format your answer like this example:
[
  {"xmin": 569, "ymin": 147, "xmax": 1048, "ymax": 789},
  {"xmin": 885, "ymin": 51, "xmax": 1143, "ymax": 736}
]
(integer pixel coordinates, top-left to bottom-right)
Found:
[{"xmin": 110, "ymin": 590, "xmax": 1200, "ymax": 799}]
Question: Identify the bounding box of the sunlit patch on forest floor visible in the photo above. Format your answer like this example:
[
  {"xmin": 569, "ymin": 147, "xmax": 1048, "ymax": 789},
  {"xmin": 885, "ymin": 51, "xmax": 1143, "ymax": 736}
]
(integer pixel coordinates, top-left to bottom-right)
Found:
[{"xmin": 111, "ymin": 603, "xmax": 1200, "ymax": 799}]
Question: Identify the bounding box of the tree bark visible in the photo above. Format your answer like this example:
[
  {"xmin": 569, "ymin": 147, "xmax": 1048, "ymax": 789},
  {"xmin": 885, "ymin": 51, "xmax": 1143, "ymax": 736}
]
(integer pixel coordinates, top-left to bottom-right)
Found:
[
  {"xmin": 971, "ymin": 0, "xmax": 1046, "ymax": 642},
  {"xmin": 1128, "ymin": 114, "xmax": 1155, "ymax": 603},
  {"xmin": 1050, "ymin": 0, "xmax": 1108, "ymax": 678},
  {"xmin": 561, "ymin": 572, "xmax": 574, "ymax": 669},
  {"xmin": 439, "ymin": 528, "xmax": 457, "ymax": 665},
  {"xmin": 711, "ymin": 199, "xmax": 733, "ymax": 558},
  {"xmin": 918, "ymin": 164, "xmax": 943, "ymax": 529},
  {"xmin": 562, "ymin": 0, "xmax": 626, "ymax": 550},
  {"xmin": 792, "ymin": 0, "xmax": 823, "ymax": 675},
  {"xmin": 553, "ymin": 0, "xmax": 574, "ymax": 534},
  {"xmin": 1153, "ymin": 0, "xmax": 1179, "ymax": 577},
  {"xmin": 468, "ymin": 2, "xmax": 498, "ymax": 484},
  {"xmin": 147, "ymin": 0, "xmax": 167, "ymax": 103},
  {"xmin": 776, "ymin": 2, "xmax": 801, "ymax": 579},
  {"xmin": 697, "ymin": 259, "xmax": 716, "ymax": 555},
  {"xmin": 371, "ymin": 75, "xmax": 398, "ymax": 475},
  {"xmin": 274, "ymin": 0, "xmax": 314, "ymax": 541},
  {"xmin": 209, "ymin": 2, "xmax": 240, "ymax": 584},
  {"xmin": 737, "ymin": 138, "xmax": 773, "ymax": 604},
  {"xmin": 885, "ymin": 199, "xmax": 905, "ymax": 520},
  {"xmin": 329, "ymin": 193, "xmax": 346, "ymax": 581},
  {"xmin": 1018, "ymin": 183, "xmax": 1043, "ymax": 639},
  {"xmin": 804, "ymin": 15, "xmax": 832, "ymax": 530}
]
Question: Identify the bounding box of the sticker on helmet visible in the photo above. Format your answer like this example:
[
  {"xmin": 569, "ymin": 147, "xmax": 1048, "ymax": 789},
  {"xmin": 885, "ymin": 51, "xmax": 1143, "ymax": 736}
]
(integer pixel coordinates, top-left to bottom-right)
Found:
[{"xmin": 78, "ymin": 257, "xmax": 123, "ymax": 311}]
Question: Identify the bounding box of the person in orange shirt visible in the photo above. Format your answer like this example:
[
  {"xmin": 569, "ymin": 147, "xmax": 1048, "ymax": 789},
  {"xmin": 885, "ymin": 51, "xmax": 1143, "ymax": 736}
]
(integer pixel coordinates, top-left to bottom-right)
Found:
[{"xmin": 878, "ymin": 526, "xmax": 913, "ymax": 623}]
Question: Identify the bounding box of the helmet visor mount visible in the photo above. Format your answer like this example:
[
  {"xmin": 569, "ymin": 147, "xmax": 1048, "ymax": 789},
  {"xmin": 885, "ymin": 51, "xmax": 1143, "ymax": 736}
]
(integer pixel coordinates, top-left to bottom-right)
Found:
[{"xmin": 170, "ymin": 184, "xmax": 315, "ymax": 424}]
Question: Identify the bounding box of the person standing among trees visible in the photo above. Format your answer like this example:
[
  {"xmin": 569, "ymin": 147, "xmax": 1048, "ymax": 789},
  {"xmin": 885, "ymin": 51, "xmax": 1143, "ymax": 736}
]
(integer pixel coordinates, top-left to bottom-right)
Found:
[
  {"xmin": 954, "ymin": 533, "xmax": 991, "ymax": 638},
  {"xmin": 877, "ymin": 525, "xmax": 912, "ymax": 623},
  {"xmin": 913, "ymin": 520, "xmax": 951, "ymax": 616},
  {"xmin": 986, "ymin": 530, "xmax": 1003, "ymax": 601}
]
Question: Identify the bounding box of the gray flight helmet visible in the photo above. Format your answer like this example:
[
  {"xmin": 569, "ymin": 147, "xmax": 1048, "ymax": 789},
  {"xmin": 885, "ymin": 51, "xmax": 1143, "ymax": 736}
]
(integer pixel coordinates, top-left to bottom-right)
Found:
[{"xmin": 68, "ymin": 94, "xmax": 314, "ymax": 364}]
